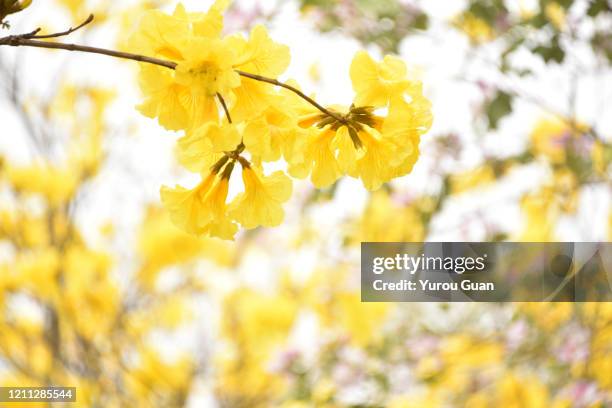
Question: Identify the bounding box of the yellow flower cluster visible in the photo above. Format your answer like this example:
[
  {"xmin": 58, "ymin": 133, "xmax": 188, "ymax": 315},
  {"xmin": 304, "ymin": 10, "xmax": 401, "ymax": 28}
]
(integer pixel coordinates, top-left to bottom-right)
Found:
[{"xmin": 128, "ymin": 1, "xmax": 432, "ymax": 240}]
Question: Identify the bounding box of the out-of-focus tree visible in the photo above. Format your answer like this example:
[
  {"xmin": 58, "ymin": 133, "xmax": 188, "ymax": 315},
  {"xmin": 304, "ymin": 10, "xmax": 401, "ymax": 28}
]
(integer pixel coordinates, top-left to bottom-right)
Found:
[
  {"xmin": 0, "ymin": 89, "xmax": 206, "ymax": 406},
  {"xmin": 0, "ymin": 2, "xmax": 235, "ymax": 406}
]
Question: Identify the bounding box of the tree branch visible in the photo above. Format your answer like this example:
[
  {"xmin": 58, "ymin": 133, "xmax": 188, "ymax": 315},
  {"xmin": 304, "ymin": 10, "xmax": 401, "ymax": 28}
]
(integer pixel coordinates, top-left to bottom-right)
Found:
[
  {"xmin": 236, "ymin": 70, "xmax": 346, "ymax": 123},
  {"xmin": 24, "ymin": 14, "xmax": 94, "ymax": 39},
  {"xmin": 0, "ymin": 36, "xmax": 178, "ymax": 68}
]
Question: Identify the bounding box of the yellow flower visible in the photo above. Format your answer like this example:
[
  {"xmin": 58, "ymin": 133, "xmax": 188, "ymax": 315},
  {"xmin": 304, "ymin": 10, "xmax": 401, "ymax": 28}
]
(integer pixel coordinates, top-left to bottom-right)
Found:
[
  {"xmin": 177, "ymin": 122, "xmax": 241, "ymax": 173},
  {"xmin": 227, "ymin": 25, "xmax": 291, "ymax": 122},
  {"xmin": 232, "ymin": 25, "xmax": 291, "ymax": 76},
  {"xmin": 352, "ymin": 125, "xmax": 399, "ymax": 190},
  {"xmin": 161, "ymin": 173, "xmax": 214, "ymax": 234},
  {"xmin": 290, "ymin": 97, "xmax": 430, "ymax": 190},
  {"xmin": 289, "ymin": 117, "xmax": 369, "ymax": 189},
  {"xmin": 127, "ymin": 4, "xmax": 192, "ymax": 61},
  {"xmin": 137, "ymin": 41, "xmax": 235, "ymax": 131},
  {"xmin": 129, "ymin": 5, "xmax": 433, "ymax": 235},
  {"xmin": 350, "ymin": 51, "xmax": 411, "ymax": 107},
  {"xmin": 136, "ymin": 65, "xmax": 191, "ymax": 131},
  {"xmin": 175, "ymin": 38, "xmax": 240, "ymax": 98},
  {"xmin": 441, "ymin": 335, "xmax": 503, "ymax": 367},
  {"xmin": 131, "ymin": 2, "xmax": 240, "ymax": 130},
  {"xmin": 288, "ymin": 126, "xmax": 341, "ymax": 188},
  {"xmin": 189, "ymin": 0, "xmax": 231, "ymax": 39},
  {"xmin": 288, "ymin": 52, "xmax": 431, "ymax": 190},
  {"xmin": 242, "ymin": 94, "xmax": 302, "ymax": 163},
  {"xmin": 173, "ymin": 37, "xmax": 240, "ymax": 127},
  {"xmin": 363, "ymin": 95, "xmax": 430, "ymax": 189},
  {"xmin": 229, "ymin": 166, "xmax": 292, "ymax": 229},
  {"xmin": 206, "ymin": 177, "xmax": 239, "ymax": 240},
  {"xmin": 160, "ymin": 168, "xmax": 237, "ymax": 239},
  {"xmin": 128, "ymin": 2, "xmax": 230, "ymax": 59}
]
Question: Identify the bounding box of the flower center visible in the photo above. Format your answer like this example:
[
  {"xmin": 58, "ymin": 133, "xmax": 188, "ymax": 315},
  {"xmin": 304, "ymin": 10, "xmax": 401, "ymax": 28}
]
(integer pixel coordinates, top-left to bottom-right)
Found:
[
  {"xmin": 188, "ymin": 61, "xmax": 223, "ymax": 96},
  {"xmin": 314, "ymin": 105, "xmax": 378, "ymax": 149}
]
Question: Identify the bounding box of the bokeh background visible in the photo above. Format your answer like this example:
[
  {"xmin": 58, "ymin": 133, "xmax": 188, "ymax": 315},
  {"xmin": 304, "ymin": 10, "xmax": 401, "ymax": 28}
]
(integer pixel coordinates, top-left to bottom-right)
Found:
[{"xmin": 0, "ymin": 0, "xmax": 611, "ymax": 406}]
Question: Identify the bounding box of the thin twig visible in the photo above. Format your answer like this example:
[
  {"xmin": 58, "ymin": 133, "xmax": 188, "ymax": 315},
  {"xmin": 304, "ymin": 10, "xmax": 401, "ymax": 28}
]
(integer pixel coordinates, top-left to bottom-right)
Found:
[
  {"xmin": 20, "ymin": 27, "xmax": 41, "ymax": 37},
  {"xmin": 236, "ymin": 70, "xmax": 346, "ymax": 123},
  {"xmin": 216, "ymin": 92, "xmax": 232, "ymax": 124},
  {"xmin": 25, "ymin": 14, "xmax": 94, "ymax": 39}
]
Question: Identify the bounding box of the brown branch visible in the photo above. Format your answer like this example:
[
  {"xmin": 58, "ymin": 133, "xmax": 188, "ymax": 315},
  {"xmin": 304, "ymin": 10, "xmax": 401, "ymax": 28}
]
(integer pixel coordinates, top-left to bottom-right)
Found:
[
  {"xmin": 0, "ymin": 36, "xmax": 178, "ymax": 68},
  {"xmin": 236, "ymin": 70, "xmax": 346, "ymax": 123},
  {"xmin": 0, "ymin": 28, "xmax": 344, "ymax": 121},
  {"xmin": 26, "ymin": 14, "xmax": 94, "ymax": 39}
]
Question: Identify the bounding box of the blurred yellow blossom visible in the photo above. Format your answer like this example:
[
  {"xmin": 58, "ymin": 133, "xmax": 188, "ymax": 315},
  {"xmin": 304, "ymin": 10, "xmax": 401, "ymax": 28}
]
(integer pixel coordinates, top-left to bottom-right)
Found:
[
  {"xmin": 454, "ymin": 12, "xmax": 495, "ymax": 44},
  {"xmin": 519, "ymin": 303, "xmax": 573, "ymax": 331},
  {"xmin": 545, "ymin": 2, "xmax": 567, "ymax": 31},
  {"xmin": 518, "ymin": 187, "xmax": 558, "ymax": 241},
  {"xmin": 6, "ymin": 164, "xmax": 79, "ymax": 206},
  {"xmin": 450, "ymin": 165, "xmax": 496, "ymax": 194},
  {"xmin": 137, "ymin": 206, "xmax": 234, "ymax": 287},
  {"xmin": 354, "ymin": 190, "xmax": 429, "ymax": 242}
]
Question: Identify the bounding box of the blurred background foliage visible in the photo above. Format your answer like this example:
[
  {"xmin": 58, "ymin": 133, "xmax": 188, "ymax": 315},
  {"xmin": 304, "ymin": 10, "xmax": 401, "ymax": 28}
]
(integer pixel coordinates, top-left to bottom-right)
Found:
[
  {"xmin": 1, "ymin": 0, "xmax": 611, "ymax": 407},
  {"xmin": 296, "ymin": 0, "xmax": 612, "ymax": 243}
]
